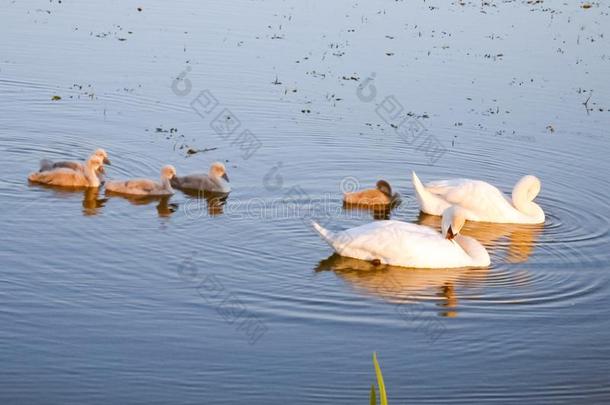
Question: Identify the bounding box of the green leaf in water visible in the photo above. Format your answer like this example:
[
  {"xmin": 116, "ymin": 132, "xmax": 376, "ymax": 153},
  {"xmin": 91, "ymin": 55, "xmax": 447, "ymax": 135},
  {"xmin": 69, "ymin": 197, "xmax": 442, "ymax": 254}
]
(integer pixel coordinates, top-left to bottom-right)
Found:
[
  {"xmin": 51, "ymin": 95, "xmax": 61, "ymax": 101},
  {"xmin": 370, "ymin": 383, "xmax": 376, "ymax": 405},
  {"xmin": 373, "ymin": 352, "xmax": 388, "ymax": 405}
]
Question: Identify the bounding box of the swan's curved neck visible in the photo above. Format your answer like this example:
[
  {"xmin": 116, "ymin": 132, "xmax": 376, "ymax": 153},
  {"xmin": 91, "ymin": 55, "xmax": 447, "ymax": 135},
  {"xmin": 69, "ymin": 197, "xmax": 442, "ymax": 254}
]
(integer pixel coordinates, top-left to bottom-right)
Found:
[
  {"xmin": 511, "ymin": 177, "xmax": 544, "ymax": 221},
  {"xmin": 516, "ymin": 200, "xmax": 544, "ymax": 222},
  {"xmin": 454, "ymin": 234, "xmax": 489, "ymax": 266},
  {"xmin": 161, "ymin": 177, "xmax": 174, "ymax": 192},
  {"xmin": 84, "ymin": 163, "xmax": 100, "ymax": 187},
  {"xmin": 210, "ymin": 174, "xmax": 230, "ymax": 191}
]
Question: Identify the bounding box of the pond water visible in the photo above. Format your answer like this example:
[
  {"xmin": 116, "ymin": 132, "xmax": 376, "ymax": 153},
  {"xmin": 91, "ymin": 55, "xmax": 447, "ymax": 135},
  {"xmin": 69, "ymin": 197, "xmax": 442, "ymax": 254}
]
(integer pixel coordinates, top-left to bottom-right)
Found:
[{"xmin": 1, "ymin": 0, "xmax": 610, "ymax": 403}]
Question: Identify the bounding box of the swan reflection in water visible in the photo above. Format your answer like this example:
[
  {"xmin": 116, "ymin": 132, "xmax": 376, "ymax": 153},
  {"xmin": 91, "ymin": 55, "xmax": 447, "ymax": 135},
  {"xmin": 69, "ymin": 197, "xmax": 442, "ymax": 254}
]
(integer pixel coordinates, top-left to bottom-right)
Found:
[
  {"xmin": 28, "ymin": 184, "xmax": 229, "ymax": 217},
  {"xmin": 342, "ymin": 198, "xmax": 402, "ymax": 220},
  {"xmin": 181, "ymin": 190, "xmax": 229, "ymax": 217},
  {"xmin": 315, "ymin": 213, "xmax": 543, "ymax": 316},
  {"xmin": 105, "ymin": 191, "xmax": 179, "ymax": 217},
  {"xmin": 81, "ymin": 187, "xmax": 108, "ymax": 216},
  {"xmin": 28, "ymin": 183, "xmax": 109, "ymax": 216},
  {"xmin": 316, "ymin": 254, "xmax": 488, "ymax": 317}
]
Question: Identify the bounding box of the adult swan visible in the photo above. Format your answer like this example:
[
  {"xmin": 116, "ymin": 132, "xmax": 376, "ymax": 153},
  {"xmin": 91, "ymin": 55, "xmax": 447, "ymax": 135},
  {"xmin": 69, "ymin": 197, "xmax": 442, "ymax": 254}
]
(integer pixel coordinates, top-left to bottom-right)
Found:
[
  {"xmin": 412, "ymin": 171, "xmax": 545, "ymax": 224},
  {"xmin": 312, "ymin": 206, "xmax": 490, "ymax": 269}
]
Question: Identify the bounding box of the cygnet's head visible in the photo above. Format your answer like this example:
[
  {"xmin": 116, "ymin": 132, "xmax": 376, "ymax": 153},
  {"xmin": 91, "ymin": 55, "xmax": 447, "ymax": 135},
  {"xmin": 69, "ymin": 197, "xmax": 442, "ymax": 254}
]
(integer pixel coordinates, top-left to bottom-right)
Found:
[
  {"xmin": 209, "ymin": 162, "xmax": 229, "ymax": 182},
  {"xmin": 441, "ymin": 206, "xmax": 466, "ymax": 240},
  {"xmin": 87, "ymin": 155, "xmax": 105, "ymax": 172},
  {"xmin": 161, "ymin": 165, "xmax": 177, "ymax": 180},
  {"xmin": 93, "ymin": 148, "xmax": 111, "ymax": 165},
  {"xmin": 376, "ymin": 180, "xmax": 392, "ymax": 197}
]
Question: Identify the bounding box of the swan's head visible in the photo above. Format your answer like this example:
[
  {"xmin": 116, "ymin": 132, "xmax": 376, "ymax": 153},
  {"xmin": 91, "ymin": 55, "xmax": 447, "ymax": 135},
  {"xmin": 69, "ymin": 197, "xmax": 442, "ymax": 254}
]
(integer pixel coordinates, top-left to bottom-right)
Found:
[
  {"xmin": 376, "ymin": 180, "xmax": 392, "ymax": 197},
  {"xmin": 93, "ymin": 148, "xmax": 111, "ymax": 165},
  {"xmin": 442, "ymin": 206, "xmax": 466, "ymax": 240},
  {"xmin": 514, "ymin": 175, "xmax": 541, "ymax": 200},
  {"xmin": 512, "ymin": 175, "xmax": 544, "ymax": 222},
  {"xmin": 209, "ymin": 162, "xmax": 229, "ymax": 182},
  {"xmin": 161, "ymin": 165, "xmax": 177, "ymax": 180},
  {"xmin": 86, "ymin": 155, "xmax": 105, "ymax": 172}
]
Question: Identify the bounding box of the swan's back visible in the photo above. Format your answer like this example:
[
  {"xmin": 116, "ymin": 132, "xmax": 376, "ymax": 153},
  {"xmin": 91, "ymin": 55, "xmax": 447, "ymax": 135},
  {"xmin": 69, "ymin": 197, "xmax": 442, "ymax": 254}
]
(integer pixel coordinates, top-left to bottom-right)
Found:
[
  {"xmin": 29, "ymin": 168, "xmax": 91, "ymax": 187},
  {"xmin": 39, "ymin": 159, "xmax": 85, "ymax": 172},
  {"xmin": 171, "ymin": 174, "xmax": 214, "ymax": 191},
  {"xmin": 425, "ymin": 178, "xmax": 514, "ymax": 220},
  {"xmin": 343, "ymin": 189, "xmax": 392, "ymax": 205},
  {"xmin": 51, "ymin": 161, "xmax": 84, "ymax": 172},
  {"xmin": 317, "ymin": 220, "xmax": 476, "ymax": 268},
  {"xmin": 106, "ymin": 178, "xmax": 162, "ymax": 195}
]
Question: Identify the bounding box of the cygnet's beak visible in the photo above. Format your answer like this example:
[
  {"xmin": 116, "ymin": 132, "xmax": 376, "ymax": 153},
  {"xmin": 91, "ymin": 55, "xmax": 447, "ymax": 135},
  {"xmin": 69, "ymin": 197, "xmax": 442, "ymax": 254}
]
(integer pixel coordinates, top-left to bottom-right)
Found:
[
  {"xmin": 446, "ymin": 225, "xmax": 456, "ymax": 240},
  {"xmin": 222, "ymin": 173, "xmax": 230, "ymax": 182},
  {"xmin": 103, "ymin": 157, "xmax": 111, "ymax": 165},
  {"xmin": 98, "ymin": 166, "xmax": 106, "ymax": 174}
]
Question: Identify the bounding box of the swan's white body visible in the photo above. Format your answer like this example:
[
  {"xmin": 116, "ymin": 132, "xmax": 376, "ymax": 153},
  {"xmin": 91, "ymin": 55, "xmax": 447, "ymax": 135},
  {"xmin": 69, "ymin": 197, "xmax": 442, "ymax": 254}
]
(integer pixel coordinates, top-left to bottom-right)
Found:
[
  {"xmin": 105, "ymin": 165, "xmax": 177, "ymax": 196},
  {"xmin": 412, "ymin": 171, "xmax": 544, "ymax": 224},
  {"xmin": 312, "ymin": 214, "xmax": 490, "ymax": 269}
]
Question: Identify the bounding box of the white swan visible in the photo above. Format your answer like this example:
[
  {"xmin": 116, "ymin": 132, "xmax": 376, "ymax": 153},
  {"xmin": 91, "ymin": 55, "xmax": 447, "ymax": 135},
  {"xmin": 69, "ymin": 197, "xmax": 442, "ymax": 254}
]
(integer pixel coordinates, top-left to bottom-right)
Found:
[
  {"xmin": 412, "ymin": 171, "xmax": 544, "ymax": 224},
  {"xmin": 105, "ymin": 165, "xmax": 177, "ymax": 196},
  {"xmin": 312, "ymin": 206, "xmax": 490, "ymax": 269},
  {"xmin": 28, "ymin": 155, "xmax": 104, "ymax": 188},
  {"xmin": 39, "ymin": 148, "xmax": 110, "ymax": 178},
  {"xmin": 170, "ymin": 162, "xmax": 230, "ymax": 193}
]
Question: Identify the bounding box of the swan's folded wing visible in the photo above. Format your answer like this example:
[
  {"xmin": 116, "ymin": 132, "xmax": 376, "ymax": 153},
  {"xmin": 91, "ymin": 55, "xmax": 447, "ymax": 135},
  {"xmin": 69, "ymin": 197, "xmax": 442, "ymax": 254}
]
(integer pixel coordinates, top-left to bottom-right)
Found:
[
  {"xmin": 53, "ymin": 161, "xmax": 84, "ymax": 172},
  {"xmin": 426, "ymin": 179, "xmax": 512, "ymax": 217},
  {"xmin": 335, "ymin": 221, "xmax": 439, "ymax": 259},
  {"xmin": 175, "ymin": 174, "xmax": 212, "ymax": 190},
  {"xmin": 326, "ymin": 221, "xmax": 479, "ymax": 268},
  {"xmin": 424, "ymin": 178, "xmax": 474, "ymax": 197},
  {"xmin": 108, "ymin": 178, "xmax": 157, "ymax": 194},
  {"xmin": 29, "ymin": 168, "xmax": 87, "ymax": 186},
  {"xmin": 125, "ymin": 179, "xmax": 157, "ymax": 193},
  {"xmin": 343, "ymin": 189, "xmax": 389, "ymax": 205}
]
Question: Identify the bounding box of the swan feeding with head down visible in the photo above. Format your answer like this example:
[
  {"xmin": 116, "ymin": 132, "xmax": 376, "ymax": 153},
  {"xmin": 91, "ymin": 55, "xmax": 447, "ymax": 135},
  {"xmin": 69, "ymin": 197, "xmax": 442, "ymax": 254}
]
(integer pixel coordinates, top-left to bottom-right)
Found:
[
  {"xmin": 312, "ymin": 206, "xmax": 490, "ymax": 269},
  {"xmin": 105, "ymin": 165, "xmax": 177, "ymax": 196},
  {"xmin": 28, "ymin": 155, "xmax": 104, "ymax": 188},
  {"xmin": 412, "ymin": 171, "xmax": 544, "ymax": 224}
]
